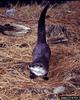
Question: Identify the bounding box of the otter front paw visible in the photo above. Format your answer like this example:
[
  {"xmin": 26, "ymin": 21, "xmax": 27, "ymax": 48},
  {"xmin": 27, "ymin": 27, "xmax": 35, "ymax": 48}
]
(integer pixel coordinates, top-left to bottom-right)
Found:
[{"xmin": 30, "ymin": 72, "xmax": 36, "ymax": 79}]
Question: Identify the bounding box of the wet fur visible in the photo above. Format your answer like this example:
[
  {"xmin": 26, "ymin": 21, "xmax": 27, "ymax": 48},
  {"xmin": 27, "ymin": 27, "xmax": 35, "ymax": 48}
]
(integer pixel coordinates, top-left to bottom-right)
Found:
[{"xmin": 29, "ymin": 3, "xmax": 51, "ymax": 80}]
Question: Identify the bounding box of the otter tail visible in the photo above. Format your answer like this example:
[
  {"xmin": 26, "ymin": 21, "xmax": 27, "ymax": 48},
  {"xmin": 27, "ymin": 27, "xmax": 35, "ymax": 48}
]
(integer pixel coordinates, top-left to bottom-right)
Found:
[{"xmin": 37, "ymin": 2, "xmax": 50, "ymax": 43}]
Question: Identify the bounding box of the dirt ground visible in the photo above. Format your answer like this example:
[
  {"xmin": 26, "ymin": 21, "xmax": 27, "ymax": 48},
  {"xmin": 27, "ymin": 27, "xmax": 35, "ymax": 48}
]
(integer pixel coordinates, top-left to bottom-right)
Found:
[{"xmin": 0, "ymin": 1, "xmax": 80, "ymax": 100}]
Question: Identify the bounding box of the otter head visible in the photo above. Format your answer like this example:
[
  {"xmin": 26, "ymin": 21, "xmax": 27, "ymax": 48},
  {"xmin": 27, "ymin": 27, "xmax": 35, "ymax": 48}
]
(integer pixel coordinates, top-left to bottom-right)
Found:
[{"xmin": 28, "ymin": 63, "xmax": 47, "ymax": 76}]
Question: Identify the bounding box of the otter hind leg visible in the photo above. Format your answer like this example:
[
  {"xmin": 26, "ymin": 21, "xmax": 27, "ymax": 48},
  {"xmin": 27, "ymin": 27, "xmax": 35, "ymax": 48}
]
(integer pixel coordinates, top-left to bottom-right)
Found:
[{"xmin": 43, "ymin": 73, "xmax": 49, "ymax": 80}]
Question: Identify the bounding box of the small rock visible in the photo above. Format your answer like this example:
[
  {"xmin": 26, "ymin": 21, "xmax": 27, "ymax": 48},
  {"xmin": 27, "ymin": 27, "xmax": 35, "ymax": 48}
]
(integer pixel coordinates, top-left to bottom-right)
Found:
[
  {"xmin": 5, "ymin": 8, "xmax": 16, "ymax": 17},
  {"xmin": 4, "ymin": 23, "xmax": 31, "ymax": 36},
  {"xmin": 53, "ymin": 86, "xmax": 65, "ymax": 95}
]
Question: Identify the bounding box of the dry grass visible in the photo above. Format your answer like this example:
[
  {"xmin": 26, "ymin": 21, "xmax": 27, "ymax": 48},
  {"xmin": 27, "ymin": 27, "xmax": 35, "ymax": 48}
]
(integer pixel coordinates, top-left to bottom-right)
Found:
[{"xmin": 0, "ymin": 1, "xmax": 80, "ymax": 100}]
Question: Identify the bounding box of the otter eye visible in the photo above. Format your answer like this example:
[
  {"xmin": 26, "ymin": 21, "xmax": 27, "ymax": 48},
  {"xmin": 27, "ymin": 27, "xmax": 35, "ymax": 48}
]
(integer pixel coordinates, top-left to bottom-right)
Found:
[
  {"xmin": 29, "ymin": 64, "xmax": 34, "ymax": 68},
  {"xmin": 29, "ymin": 64, "xmax": 32, "ymax": 67}
]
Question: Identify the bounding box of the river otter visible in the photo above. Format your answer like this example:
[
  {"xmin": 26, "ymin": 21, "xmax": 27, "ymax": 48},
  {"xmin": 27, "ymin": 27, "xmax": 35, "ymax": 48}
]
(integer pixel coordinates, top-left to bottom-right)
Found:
[{"xmin": 29, "ymin": 3, "xmax": 51, "ymax": 80}]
